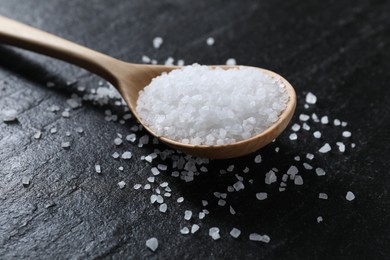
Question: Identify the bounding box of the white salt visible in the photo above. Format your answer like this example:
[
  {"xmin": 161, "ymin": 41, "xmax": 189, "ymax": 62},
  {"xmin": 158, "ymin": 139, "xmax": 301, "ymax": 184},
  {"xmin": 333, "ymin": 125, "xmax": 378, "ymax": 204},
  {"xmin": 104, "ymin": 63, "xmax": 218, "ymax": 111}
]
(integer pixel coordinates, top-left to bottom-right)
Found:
[
  {"xmin": 305, "ymin": 92, "xmax": 317, "ymax": 104},
  {"xmin": 319, "ymin": 143, "xmax": 331, "ymax": 153},
  {"xmin": 317, "ymin": 216, "xmax": 323, "ymax": 223},
  {"xmin": 334, "ymin": 119, "xmax": 341, "ymax": 126},
  {"xmin": 153, "ymin": 37, "xmax": 163, "ymax": 49},
  {"xmin": 315, "ymin": 168, "xmax": 326, "ymax": 176},
  {"xmin": 226, "ymin": 58, "xmax": 236, "ymax": 65},
  {"xmin": 133, "ymin": 184, "xmax": 142, "ymax": 190},
  {"xmin": 346, "ymin": 191, "xmax": 355, "ymax": 201},
  {"xmin": 136, "ymin": 65, "xmax": 288, "ymax": 145},
  {"xmin": 230, "ymin": 228, "xmax": 241, "ymax": 238},
  {"xmin": 299, "ymin": 114, "xmax": 310, "ymax": 121},
  {"xmin": 336, "ymin": 142, "xmax": 346, "ymax": 152},
  {"xmin": 118, "ymin": 181, "xmax": 126, "ymax": 189},
  {"xmin": 265, "ymin": 170, "xmax": 277, "ymax": 184},
  {"xmin": 209, "ymin": 227, "xmax": 220, "ymax": 240},
  {"xmin": 151, "ymin": 167, "xmax": 160, "ymax": 176},
  {"xmin": 191, "ymin": 224, "xmax": 200, "ymax": 234},
  {"xmin": 159, "ymin": 203, "xmax": 167, "ymax": 213},
  {"xmin": 342, "ymin": 131, "xmax": 351, "ymax": 138},
  {"xmin": 33, "ymin": 131, "xmax": 42, "ymax": 139},
  {"xmin": 289, "ymin": 133, "xmax": 298, "ymax": 140},
  {"xmin": 294, "ymin": 175, "xmax": 304, "ymax": 185},
  {"xmin": 303, "ymin": 163, "xmax": 313, "ymax": 170},
  {"xmin": 319, "ymin": 193, "xmax": 328, "ymax": 199},
  {"xmin": 306, "ymin": 153, "xmax": 314, "ymax": 160},
  {"xmin": 254, "ymin": 155, "xmax": 262, "ymax": 163},
  {"xmin": 313, "ymin": 131, "xmax": 321, "ymax": 138},
  {"xmin": 95, "ymin": 164, "xmax": 101, "ymax": 173},
  {"xmin": 126, "ymin": 134, "xmax": 136, "ymax": 142},
  {"xmin": 291, "ymin": 123, "xmax": 301, "ymax": 131},
  {"xmin": 249, "ymin": 233, "xmax": 270, "ymax": 243},
  {"xmin": 180, "ymin": 227, "xmax": 190, "ymax": 235},
  {"xmin": 121, "ymin": 151, "xmax": 132, "ymax": 159},
  {"xmin": 114, "ymin": 138, "xmax": 122, "ymax": 146},
  {"xmin": 302, "ymin": 123, "xmax": 310, "ymax": 131},
  {"xmin": 146, "ymin": 237, "xmax": 158, "ymax": 252},
  {"xmin": 233, "ymin": 181, "xmax": 245, "ymax": 191},
  {"xmin": 256, "ymin": 192, "xmax": 268, "ymax": 200},
  {"xmin": 177, "ymin": 197, "xmax": 184, "ymax": 203},
  {"xmin": 206, "ymin": 37, "xmax": 215, "ymax": 46},
  {"xmin": 61, "ymin": 142, "xmax": 70, "ymax": 149},
  {"xmin": 321, "ymin": 116, "xmax": 329, "ymax": 124},
  {"xmin": 142, "ymin": 55, "xmax": 151, "ymax": 63},
  {"xmin": 184, "ymin": 210, "xmax": 192, "ymax": 220}
]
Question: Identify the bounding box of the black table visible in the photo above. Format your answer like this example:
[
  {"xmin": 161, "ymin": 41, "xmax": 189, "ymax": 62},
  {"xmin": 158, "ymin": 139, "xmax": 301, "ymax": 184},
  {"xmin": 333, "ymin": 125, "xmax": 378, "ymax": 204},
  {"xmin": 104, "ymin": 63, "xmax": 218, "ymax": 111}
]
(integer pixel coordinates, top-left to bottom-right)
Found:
[{"xmin": 1, "ymin": 0, "xmax": 389, "ymax": 259}]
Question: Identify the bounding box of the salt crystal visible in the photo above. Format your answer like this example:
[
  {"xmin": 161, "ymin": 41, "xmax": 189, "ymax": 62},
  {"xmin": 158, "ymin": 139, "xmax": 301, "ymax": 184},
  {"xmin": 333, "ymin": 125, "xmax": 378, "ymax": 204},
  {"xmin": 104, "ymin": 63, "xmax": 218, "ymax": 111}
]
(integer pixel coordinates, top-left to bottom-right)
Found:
[
  {"xmin": 75, "ymin": 127, "xmax": 84, "ymax": 134},
  {"xmin": 305, "ymin": 92, "xmax": 317, "ymax": 104},
  {"xmin": 299, "ymin": 114, "xmax": 310, "ymax": 121},
  {"xmin": 147, "ymin": 177, "xmax": 155, "ymax": 183},
  {"xmin": 233, "ymin": 181, "xmax": 245, "ymax": 191},
  {"xmin": 287, "ymin": 166, "xmax": 299, "ymax": 176},
  {"xmin": 209, "ymin": 227, "xmax": 220, "ymax": 240},
  {"xmin": 306, "ymin": 153, "xmax": 314, "ymax": 160},
  {"xmin": 199, "ymin": 212, "xmax": 206, "ymax": 219},
  {"xmin": 112, "ymin": 152, "xmax": 120, "ymax": 159},
  {"xmin": 254, "ymin": 155, "xmax": 262, "ymax": 163},
  {"xmin": 317, "ymin": 216, "xmax": 323, "ymax": 223},
  {"xmin": 142, "ymin": 55, "xmax": 151, "ymax": 63},
  {"xmin": 230, "ymin": 228, "xmax": 241, "ymax": 238},
  {"xmin": 61, "ymin": 142, "xmax": 70, "ymax": 149},
  {"xmin": 346, "ymin": 191, "xmax": 355, "ymax": 201},
  {"xmin": 341, "ymin": 122, "xmax": 348, "ymax": 127},
  {"xmin": 303, "ymin": 163, "xmax": 313, "ymax": 170},
  {"xmin": 191, "ymin": 224, "xmax": 200, "ymax": 234},
  {"xmin": 312, "ymin": 113, "xmax": 320, "ymax": 122},
  {"xmin": 177, "ymin": 197, "xmax": 184, "ymax": 203},
  {"xmin": 114, "ymin": 138, "xmax": 122, "ymax": 146},
  {"xmin": 121, "ymin": 151, "xmax": 132, "ymax": 159},
  {"xmin": 50, "ymin": 128, "xmax": 57, "ymax": 134},
  {"xmin": 265, "ymin": 170, "xmax": 277, "ymax": 184},
  {"xmin": 218, "ymin": 199, "xmax": 226, "ymax": 206},
  {"xmin": 144, "ymin": 184, "xmax": 151, "ymax": 190},
  {"xmin": 146, "ymin": 237, "xmax": 158, "ymax": 252},
  {"xmin": 95, "ymin": 164, "xmax": 101, "ymax": 173},
  {"xmin": 226, "ymin": 58, "xmax": 236, "ymax": 65},
  {"xmin": 313, "ymin": 131, "xmax": 321, "ymax": 138},
  {"xmin": 342, "ymin": 131, "xmax": 351, "ymax": 138},
  {"xmin": 229, "ymin": 206, "xmax": 236, "ymax": 215},
  {"xmin": 157, "ymin": 164, "xmax": 168, "ymax": 171},
  {"xmin": 33, "ymin": 131, "xmax": 42, "ymax": 139},
  {"xmin": 291, "ymin": 123, "xmax": 301, "ymax": 131},
  {"xmin": 206, "ymin": 37, "xmax": 215, "ymax": 46},
  {"xmin": 319, "ymin": 193, "xmax": 328, "ymax": 199},
  {"xmin": 294, "ymin": 175, "xmax": 304, "ymax": 185},
  {"xmin": 319, "ymin": 143, "xmax": 331, "ymax": 153},
  {"xmin": 321, "ymin": 116, "xmax": 329, "ymax": 124},
  {"xmin": 118, "ymin": 181, "xmax": 126, "ymax": 189},
  {"xmin": 151, "ymin": 167, "xmax": 160, "ymax": 175},
  {"xmin": 227, "ymin": 165, "xmax": 235, "ymax": 172},
  {"xmin": 294, "ymin": 156, "xmax": 300, "ymax": 161},
  {"xmin": 22, "ymin": 176, "xmax": 30, "ymax": 187},
  {"xmin": 243, "ymin": 167, "xmax": 250, "ymax": 173},
  {"xmin": 315, "ymin": 168, "xmax": 326, "ymax": 176},
  {"xmin": 153, "ymin": 37, "xmax": 163, "ymax": 49},
  {"xmin": 289, "ymin": 133, "xmax": 298, "ymax": 140},
  {"xmin": 336, "ymin": 142, "xmax": 346, "ymax": 152},
  {"xmin": 183, "ymin": 210, "xmax": 192, "ymax": 220},
  {"xmin": 256, "ymin": 192, "xmax": 267, "ymax": 200},
  {"xmin": 177, "ymin": 59, "xmax": 185, "ymax": 66},
  {"xmin": 201, "ymin": 200, "xmax": 208, "ymax": 207},
  {"xmin": 156, "ymin": 195, "xmax": 164, "ymax": 203},
  {"xmin": 180, "ymin": 227, "xmax": 190, "ymax": 235},
  {"xmin": 133, "ymin": 184, "xmax": 142, "ymax": 190},
  {"xmin": 302, "ymin": 123, "xmax": 310, "ymax": 131},
  {"xmin": 249, "ymin": 233, "xmax": 270, "ymax": 243},
  {"xmin": 334, "ymin": 119, "xmax": 341, "ymax": 126},
  {"xmin": 159, "ymin": 203, "xmax": 167, "ymax": 212}
]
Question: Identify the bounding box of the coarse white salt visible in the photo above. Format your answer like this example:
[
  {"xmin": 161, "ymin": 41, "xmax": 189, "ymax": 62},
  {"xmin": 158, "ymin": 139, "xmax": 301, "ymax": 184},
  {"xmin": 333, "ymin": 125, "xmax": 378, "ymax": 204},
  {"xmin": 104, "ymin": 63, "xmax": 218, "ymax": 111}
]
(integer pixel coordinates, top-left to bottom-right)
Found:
[
  {"xmin": 209, "ymin": 227, "xmax": 220, "ymax": 240},
  {"xmin": 146, "ymin": 237, "xmax": 158, "ymax": 252},
  {"xmin": 265, "ymin": 170, "xmax": 277, "ymax": 184},
  {"xmin": 156, "ymin": 195, "xmax": 164, "ymax": 204},
  {"xmin": 136, "ymin": 65, "xmax": 288, "ymax": 145},
  {"xmin": 233, "ymin": 181, "xmax": 245, "ymax": 191},
  {"xmin": 157, "ymin": 164, "xmax": 168, "ymax": 171},
  {"xmin": 61, "ymin": 142, "xmax": 70, "ymax": 149},
  {"xmin": 177, "ymin": 197, "xmax": 184, "ymax": 203},
  {"xmin": 133, "ymin": 184, "xmax": 142, "ymax": 190},
  {"xmin": 317, "ymin": 216, "xmax": 323, "ymax": 223},
  {"xmin": 334, "ymin": 119, "xmax": 341, "ymax": 126},
  {"xmin": 177, "ymin": 59, "xmax": 185, "ymax": 66},
  {"xmin": 126, "ymin": 134, "xmax": 136, "ymax": 142},
  {"xmin": 303, "ymin": 163, "xmax": 313, "ymax": 170},
  {"xmin": 313, "ymin": 131, "xmax": 321, "ymax": 138},
  {"xmin": 191, "ymin": 224, "xmax": 200, "ymax": 234},
  {"xmin": 287, "ymin": 166, "xmax": 299, "ymax": 176},
  {"xmin": 22, "ymin": 176, "xmax": 30, "ymax": 187},
  {"xmin": 164, "ymin": 57, "xmax": 174, "ymax": 66},
  {"xmin": 226, "ymin": 58, "xmax": 236, "ymax": 65},
  {"xmin": 184, "ymin": 210, "xmax": 192, "ymax": 220},
  {"xmin": 229, "ymin": 206, "xmax": 236, "ymax": 215},
  {"xmin": 206, "ymin": 37, "xmax": 215, "ymax": 46},
  {"xmin": 291, "ymin": 123, "xmax": 301, "ymax": 131},
  {"xmin": 150, "ymin": 195, "xmax": 157, "ymax": 204},
  {"xmin": 50, "ymin": 127, "xmax": 57, "ymax": 134},
  {"xmin": 159, "ymin": 203, "xmax": 167, "ymax": 213},
  {"xmin": 294, "ymin": 175, "xmax": 303, "ymax": 185},
  {"xmin": 342, "ymin": 121, "xmax": 348, "ymax": 127},
  {"xmin": 151, "ymin": 167, "xmax": 160, "ymax": 175},
  {"xmin": 118, "ymin": 181, "xmax": 126, "ymax": 189},
  {"xmin": 114, "ymin": 138, "xmax": 122, "ymax": 146},
  {"xmin": 48, "ymin": 105, "xmax": 60, "ymax": 112},
  {"xmin": 180, "ymin": 227, "xmax": 190, "ymax": 235},
  {"xmin": 199, "ymin": 212, "xmax": 206, "ymax": 219},
  {"xmin": 302, "ymin": 123, "xmax": 310, "ymax": 131},
  {"xmin": 144, "ymin": 184, "xmax": 151, "ymax": 190},
  {"xmin": 243, "ymin": 167, "xmax": 250, "ymax": 173},
  {"xmin": 294, "ymin": 156, "xmax": 300, "ymax": 161},
  {"xmin": 65, "ymin": 131, "xmax": 71, "ymax": 137},
  {"xmin": 230, "ymin": 228, "xmax": 241, "ymax": 238},
  {"xmin": 95, "ymin": 164, "xmax": 101, "ymax": 173},
  {"xmin": 299, "ymin": 114, "xmax": 310, "ymax": 121},
  {"xmin": 227, "ymin": 165, "xmax": 235, "ymax": 172},
  {"xmin": 336, "ymin": 142, "xmax": 346, "ymax": 152},
  {"xmin": 315, "ymin": 168, "xmax": 326, "ymax": 176},
  {"xmin": 289, "ymin": 133, "xmax": 298, "ymax": 140},
  {"xmin": 62, "ymin": 111, "xmax": 70, "ymax": 118},
  {"xmin": 249, "ymin": 233, "xmax": 270, "ymax": 243},
  {"xmin": 346, "ymin": 191, "xmax": 355, "ymax": 201},
  {"xmin": 202, "ymin": 200, "xmax": 208, "ymax": 207},
  {"xmin": 142, "ymin": 55, "xmax": 151, "ymax": 63},
  {"xmin": 342, "ymin": 131, "xmax": 351, "ymax": 138},
  {"xmin": 121, "ymin": 151, "xmax": 132, "ymax": 159},
  {"xmin": 147, "ymin": 177, "xmax": 155, "ymax": 183},
  {"xmin": 306, "ymin": 153, "xmax": 314, "ymax": 160},
  {"xmin": 75, "ymin": 127, "xmax": 84, "ymax": 134},
  {"xmin": 112, "ymin": 152, "xmax": 120, "ymax": 159},
  {"xmin": 254, "ymin": 155, "xmax": 262, "ymax": 163},
  {"xmin": 319, "ymin": 143, "xmax": 331, "ymax": 153},
  {"xmin": 312, "ymin": 113, "xmax": 320, "ymax": 122},
  {"xmin": 256, "ymin": 192, "xmax": 268, "ymax": 200},
  {"xmin": 321, "ymin": 116, "xmax": 329, "ymax": 124},
  {"xmin": 305, "ymin": 92, "xmax": 317, "ymax": 104},
  {"xmin": 33, "ymin": 131, "xmax": 42, "ymax": 139},
  {"xmin": 153, "ymin": 37, "xmax": 163, "ymax": 49},
  {"xmin": 319, "ymin": 193, "xmax": 328, "ymax": 199},
  {"xmin": 218, "ymin": 199, "xmax": 226, "ymax": 206}
]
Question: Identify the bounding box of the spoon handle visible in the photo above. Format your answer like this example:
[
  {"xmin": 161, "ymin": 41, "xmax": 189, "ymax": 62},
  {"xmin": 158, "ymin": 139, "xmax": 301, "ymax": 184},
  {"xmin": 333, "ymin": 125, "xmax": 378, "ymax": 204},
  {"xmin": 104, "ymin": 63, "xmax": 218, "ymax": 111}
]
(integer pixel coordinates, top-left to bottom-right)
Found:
[{"xmin": 0, "ymin": 15, "xmax": 124, "ymax": 84}]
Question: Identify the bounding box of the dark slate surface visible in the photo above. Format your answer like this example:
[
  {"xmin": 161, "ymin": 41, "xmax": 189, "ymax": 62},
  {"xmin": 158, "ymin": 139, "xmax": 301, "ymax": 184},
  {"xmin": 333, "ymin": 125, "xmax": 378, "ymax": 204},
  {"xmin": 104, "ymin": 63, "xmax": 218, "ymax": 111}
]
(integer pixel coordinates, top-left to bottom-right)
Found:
[{"xmin": 1, "ymin": 0, "xmax": 390, "ymax": 259}]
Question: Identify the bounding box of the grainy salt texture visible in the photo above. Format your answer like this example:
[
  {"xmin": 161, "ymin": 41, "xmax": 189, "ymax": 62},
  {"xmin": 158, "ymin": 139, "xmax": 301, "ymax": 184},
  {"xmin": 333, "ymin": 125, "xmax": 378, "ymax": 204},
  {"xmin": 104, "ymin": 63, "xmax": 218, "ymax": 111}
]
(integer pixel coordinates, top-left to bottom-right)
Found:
[
  {"xmin": 319, "ymin": 143, "xmax": 331, "ymax": 153},
  {"xmin": 226, "ymin": 58, "xmax": 236, "ymax": 65},
  {"xmin": 191, "ymin": 224, "xmax": 200, "ymax": 234},
  {"xmin": 342, "ymin": 131, "xmax": 351, "ymax": 138},
  {"xmin": 249, "ymin": 233, "xmax": 270, "ymax": 243},
  {"xmin": 230, "ymin": 228, "xmax": 241, "ymax": 238},
  {"xmin": 136, "ymin": 65, "xmax": 288, "ymax": 145},
  {"xmin": 153, "ymin": 37, "xmax": 163, "ymax": 49},
  {"xmin": 346, "ymin": 191, "xmax": 355, "ymax": 201},
  {"xmin": 256, "ymin": 192, "xmax": 268, "ymax": 200},
  {"xmin": 118, "ymin": 181, "xmax": 126, "ymax": 189},
  {"xmin": 206, "ymin": 37, "xmax": 215, "ymax": 46},
  {"xmin": 305, "ymin": 92, "xmax": 317, "ymax": 104},
  {"xmin": 209, "ymin": 227, "xmax": 220, "ymax": 240},
  {"xmin": 146, "ymin": 237, "xmax": 158, "ymax": 252}
]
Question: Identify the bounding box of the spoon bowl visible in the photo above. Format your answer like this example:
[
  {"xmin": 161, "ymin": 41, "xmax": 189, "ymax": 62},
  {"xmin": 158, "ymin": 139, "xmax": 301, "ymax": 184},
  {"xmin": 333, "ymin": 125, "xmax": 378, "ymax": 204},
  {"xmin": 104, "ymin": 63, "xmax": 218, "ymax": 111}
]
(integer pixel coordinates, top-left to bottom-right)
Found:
[{"xmin": 0, "ymin": 15, "xmax": 296, "ymax": 159}]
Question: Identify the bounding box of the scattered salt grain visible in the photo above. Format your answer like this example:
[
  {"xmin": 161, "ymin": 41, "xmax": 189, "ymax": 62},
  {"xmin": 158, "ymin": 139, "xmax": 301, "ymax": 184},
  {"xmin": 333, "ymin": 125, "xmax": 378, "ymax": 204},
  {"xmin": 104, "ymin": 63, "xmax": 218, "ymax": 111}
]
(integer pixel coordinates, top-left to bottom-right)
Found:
[
  {"xmin": 199, "ymin": 212, "xmax": 206, "ymax": 219},
  {"xmin": 287, "ymin": 166, "xmax": 299, "ymax": 176},
  {"xmin": 319, "ymin": 193, "xmax": 328, "ymax": 200},
  {"xmin": 153, "ymin": 37, "xmax": 163, "ymax": 49},
  {"xmin": 336, "ymin": 142, "xmax": 346, "ymax": 152},
  {"xmin": 180, "ymin": 227, "xmax": 190, "ymax": 235},
  {"xmin": 294, "ymin": 156, "xmax": 300, "ymax": 161},
  {"xmin": 342, "ymin": 131, "xmax": 351, "ymax": 138},
  {"xmin": 306, "ymin": 153, "xmax": 314, "ymax": 160},
  {"xmin": 133, "ymin": 184, "xmax": 142, "ymax": 190},
  {"xmin": 191, "ymin": 224, "xmax": 200, "ymax": 234},
  {"xmin": 145, "ymin": 237, "xmax": 158, "ymax": 252},
  {"xmin": 254, "ymin": 155, "xmax": 262, "ymax": 163},
  {"xmin": 299, "ymin": 114, "xmax": 310, "ymax": 121},
  {"xmin": 209, "ymin": 227, "xmax": 220, "ymax": 240},
  {"xmin": 313, "ymin": 131, "xmax": 321, "ymax": 138},
  {"xmin": 158, "ymin": 164, "xmax": 168, "ymax": 171},
  {"xmin": 315, "ymin": 168, "xmax": 326, "ymax": 176},
  {"xmin": 305, "ymin": 92, "xmax": 317, "ymax": 104},
  {"xmin": 230, "ymin": 228, "xmax": 241, "ymax": 238},
  {"xmin": 291, "ymin": 123, "xmax": 301, "ymax": 131},
  {"xmin": 50, "ymin": 128, "xmax": 57, "ymax": 134},
  {"xmin": 142, "ymin": 55, "xmax": 151, "ymax": 63},
  {"xmin": 112, "ymin": 152, "xmax": 120, "ymax": 159},
  {"xmin": 334, "ymin": 119, "xmax": 341, "ymax": 126},
  {"xmin": 121, "ymin": 151, "xmax": 132, "ymax": 159},
  {"xmin": 249, "ymin": 233, "xmax": 270, "ymax": 243},
  {"xmin": 33, "ymin": 131, "xmax": 42, "ymax": 139},
  {"xmin": 95, "ymin": 164, "xmax": 101, "ymax": 173},
  {"xmin": 177, "ymin": 197, "xmax": 184, "ymax": 203},
  {"xmin": 321, "ymin": 116, "xmax": 329, "ymax": 124},
  {"xmin": 265, "ymin": 170, "xmax": 277, "ymax": 184},
  {"xmin": 202, "ymin": 200, "xmax": 208, "ymax": 207},
  {"xmin": 151, "ymin": 167, "xmax": 160, "ymax": 175},
  {"xmin": 75, "ymin": 127, "xmax": 84, "ymax": 134},
  {"xmin": 289, "ymin": 133, "xmax": 298, "ymax": 140},
  {"xmin": 218, "ymin": 199, "xmax": 226, "ymax": 206},
  {"xmin": 114, "ymin": 138, "xmax": 122, "ymax": 146},
  {"xmin": 65, "ymin": 131, "xmax": 71, "ymax": 137},
  {"xmin": 302, "ymin": 123, "xmax": 310, "ymax": 131},
  {"xmin": 61, "ymin": 142, "xmax": 70, "ymax": 149},
  {"xmin": 206, "ymin": 37, "xmax": 215, "ymax": 46},
  {"xmin": 233, "ymin": 181, "xmax": 245, "ymax": 191},
  {"xmin": 346, "ymin": 191, "xmax": 355, "ymax": 201},
  {"xmin": 22, "ymin": 177, "xmax": 30, "ymax": 187},
  {"xmin": 319, "ymin": 143, "xmax": 331, "ymax": 153},
  {"xmin": 144, "ymin": 184, "xmax": 151, "ymax": 190},
  {"xmin": 256, "ymin": 192, "xmax": 268, "ymax": 200},
  {"xmin": 226, "ymin": 58, "xmax": 236, "ymax": 65},
  {"xmin": 147, "ymin": 177, "xmax": 155, "ymax": 183},
  {"xmin": 229, "ymin": 206, "xmax": 236, "ymax": 215},
  {"xmin": 317, "ymin": 216, "xmax": 323, "ymax": 223},
  {"xmin": 118, "ymin": 181, "xmax": 126, "ymax": 189},
  {"xmin": 303, "ymin": 163, "xmax": 313, "ymax": 170},
  {"xmin": 177, "ymin": 59, "xmax": 185, "ymax": 66},
  {"xmin": 159, "ymin": 203, "xmax": 167, "ymax": 213},
  {"xmin": 294, "ymin": 175, "xmax": 304, "ymax": 185},
  {"xmin": 184, "ymin": 210, "xmax": 192, "ymax": 220}
]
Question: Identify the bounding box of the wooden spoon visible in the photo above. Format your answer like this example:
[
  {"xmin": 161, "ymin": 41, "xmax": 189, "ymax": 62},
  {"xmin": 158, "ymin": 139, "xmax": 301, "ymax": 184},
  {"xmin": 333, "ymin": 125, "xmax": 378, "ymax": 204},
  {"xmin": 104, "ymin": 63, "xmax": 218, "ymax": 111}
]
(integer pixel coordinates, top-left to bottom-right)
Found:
[{"xmin": 0, "ymin": 16, "xmax": 296, "ymax": 159}]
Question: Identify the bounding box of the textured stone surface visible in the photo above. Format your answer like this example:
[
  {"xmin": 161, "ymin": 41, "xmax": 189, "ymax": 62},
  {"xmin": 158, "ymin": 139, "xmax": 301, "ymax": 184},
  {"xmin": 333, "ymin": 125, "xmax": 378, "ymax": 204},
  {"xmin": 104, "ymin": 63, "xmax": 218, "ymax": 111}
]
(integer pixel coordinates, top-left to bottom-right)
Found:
[{"xmin": 1, "ymin": 0, "xmax": 390, "ymax": 259}]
